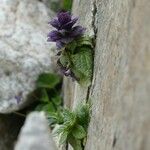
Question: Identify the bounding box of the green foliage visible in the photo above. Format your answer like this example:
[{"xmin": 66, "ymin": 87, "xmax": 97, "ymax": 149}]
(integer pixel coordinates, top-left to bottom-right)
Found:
[
  {"xmin": 68, "ymin": 135, "xmax": 83, "ymax": 150},
  {"xmin": 75, "ymin": 103, "xmax": 90, "ymax": 129},
  {"xmin": 76, "ymin": 36, "xmax": 94, "ymax": 48},
  {"xmin": 59, "ymin": 130, "xmax": 68, "ymax": 144},
  {"xmin": 71, "ymin": 47, "xmax": 93, "ymax": 86},
  {"xmin": 32, "ymin": 73, "xmax": 91, "ymax": 150},
  {"xmin": 59, "ymin": 36, "xmax": 93, "ymax": 86},
  {"xmin": 53, "ymin": 103, "xmax": 90, "ymax": 150},
  {"xmin": 62, "ymin": 0, "xmax": 73, "ymax": 11},
  {"xmin": 36, "ymin": 73, "xmax": 61, "ymax": 89},
  {"xmin": 48, "ymin": 0, "xmax": 73, "ymax": 12},
  {"xmin": 35, "ymin": 73, "xmax": 63, "ymax": 125},
  {"xmin": 72, "ymin": 125, "xmax": 86, "ymax": 139}
]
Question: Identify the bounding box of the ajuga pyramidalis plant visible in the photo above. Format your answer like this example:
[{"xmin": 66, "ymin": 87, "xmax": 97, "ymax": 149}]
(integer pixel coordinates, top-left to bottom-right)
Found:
[{"xmin": 48, "ymin": 11, "xmax": 93, "ymax": 86}]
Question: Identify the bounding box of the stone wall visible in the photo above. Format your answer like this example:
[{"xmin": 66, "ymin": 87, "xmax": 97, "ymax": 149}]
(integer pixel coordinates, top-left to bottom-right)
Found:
[{"xmin": 64, "ymin": 0, "xmax": 150, "ymax": 150}]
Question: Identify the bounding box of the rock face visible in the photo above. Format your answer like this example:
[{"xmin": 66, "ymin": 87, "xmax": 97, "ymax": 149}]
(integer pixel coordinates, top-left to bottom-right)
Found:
[
  {"xmin": 42, "ymin": 0, "xmax": 61, "ymax": 11},
  {"xmin": 15, "ymin": 112, "xmax": 57, "ymax": 150},
  {"xmin": 64, "ymin": 0, "xmax": 150, "ymax": 150},
  {"xmin": 0, "ymin": 0, "xmax": 55, "ymax": 113}
]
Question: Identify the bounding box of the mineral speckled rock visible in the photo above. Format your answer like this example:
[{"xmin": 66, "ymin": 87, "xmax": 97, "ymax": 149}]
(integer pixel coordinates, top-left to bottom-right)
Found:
[
  {"xmin": 0, "ymin": 0, "xmax": 55, "ymax": 113},
  {"xmin": 15, "ymin": 112, "xmax": 57, "ymax": 150}
]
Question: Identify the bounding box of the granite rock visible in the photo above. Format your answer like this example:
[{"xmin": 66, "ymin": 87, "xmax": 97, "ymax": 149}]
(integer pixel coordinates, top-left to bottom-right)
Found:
[{"xmin": 0, "ymin": 0, "xmax": 55, "ymax": 113}]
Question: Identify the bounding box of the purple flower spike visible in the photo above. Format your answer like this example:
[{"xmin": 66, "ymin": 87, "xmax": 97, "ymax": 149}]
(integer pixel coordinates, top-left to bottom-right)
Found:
[
  {"xmin": 48, "ymin": 11, "xmax": 86, "ymax": 49},
  {"xmin": 49, "ymin": 18, "xmax": 60, "ymax": 30},
  {"xmin": 57, "ymin": 12, "xmax": 72, "ymax": 25},
  {"xmin": 71, "ymin": 26, "xmax": 86, "ymax": 37},
  {"xmin": 49, "ymin": 11, "xmax": 78, "ymax": 30},
  {"xmin": 47, "ymin": 31, "xmax": 62, "ymax": 42},
  {"xmin": 63, "ymin": 17, "xmax": 78, "ymax": 30}
]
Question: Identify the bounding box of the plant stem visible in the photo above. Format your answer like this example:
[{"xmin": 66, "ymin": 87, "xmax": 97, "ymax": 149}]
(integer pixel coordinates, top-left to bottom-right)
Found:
[{"xmin": 13, "ymin": 111, "xmax": 26, "ymax": 118}]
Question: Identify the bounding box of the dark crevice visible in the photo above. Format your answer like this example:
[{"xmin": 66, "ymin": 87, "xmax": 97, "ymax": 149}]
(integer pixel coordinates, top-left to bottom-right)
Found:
[
  {"xmin": 92, "ymin": 0, "xmax": 98, "ymax": 40},
  {"xmin": 0, "ymin": 114, "xmax": 25, "ymax": 150},
  {"xmin": 65, "ymin": 142, "xmax": 68, "ymax": 150},
  {"xmin": 112, "ymin": 135, "xmax": 117, "ymax": 148}
]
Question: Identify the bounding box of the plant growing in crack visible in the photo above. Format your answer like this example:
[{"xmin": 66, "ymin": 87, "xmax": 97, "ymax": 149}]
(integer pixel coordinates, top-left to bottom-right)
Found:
[
  {"xmin": 47, "ymin": 11, "xmax": 94, "ymax": 86},
  {"xmin": 13, "ymin": 72, "xmax": 91, "ymax": 150},
  {"xmin": 52, "ymin": 103, "xmax": 91, "ymax": 150},
  {"xmin": 33, "ymin": 73, "xmax": 91, "ymax": 149}
]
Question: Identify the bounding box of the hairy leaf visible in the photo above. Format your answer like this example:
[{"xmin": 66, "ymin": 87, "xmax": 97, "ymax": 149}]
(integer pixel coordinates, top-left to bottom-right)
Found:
[
  {"xmin": 47, "ymin": 111, "xmax": 64, "ymax": 124},
  {"xmin": 59, "ymin": 51, "xmax": 70, "ymax": 67},
  {"xmin": 68, "ymin": 135, "xmax": 82, "ymax": 150},
  {"xmin": 75, "ymin": 103, "xmax": 90, "ymax": 129},
  {"xmin": 63, "ymin": 109, "xmax": 77, "ymax": 126},
  {"xmin": 53, "ymin": 124, "xmax": 65, "ymax": 135},
  {"xmin": 59, "ymin": 131, "xmax": 68, "ymax": 145},
  {"xmin": 76, "ymin": 36, "xmax": 93, "ymax": 48},
  {"xmin": 71, "ymin": 47, "xmax": 93, "ymax": 86},
  {"xmin": 72, "ymin": 125, "xmax": 86, "ymax": 139},
  {"xmin": 36, "ymin": 73, "xmax": 61, "ymax": 89},
  {"xmin": 66, "ymin": 40, "xmax": 77, "ymax": 53}
]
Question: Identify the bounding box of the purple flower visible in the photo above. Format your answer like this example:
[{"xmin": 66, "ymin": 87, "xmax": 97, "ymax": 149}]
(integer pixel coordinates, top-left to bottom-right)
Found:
[
  {"xmin": 47, "ymin": 11, "xmax": 86, "ymax": 49},
  {"xmin": 47, "ymin": 31, "xmax": 62, "ymax": 42},
  {"xmin": 57, "ymin": 59, "xmax": 79, "ymax": 81},
  {"xmin": 49, "ymin": 12, "xmax": 78, "ymax": 30}
]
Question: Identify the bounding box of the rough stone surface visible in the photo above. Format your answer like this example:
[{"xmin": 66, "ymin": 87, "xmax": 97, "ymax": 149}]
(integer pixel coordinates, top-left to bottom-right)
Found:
[
  {"xmin": 0, "ymin": 0, "xmax": 55, "ymax": 113},
  {"xmin": 42, "ymin": 0, "xmax": 61, "ymax": 10},
  {"xmin": 15, "ymin": 112, "xmax": 57, "ymax": 150},
  {"xmin": 0, "ymin": 114, "xmax": 24, "ymax": 150},
  {"xmin": 64, "ymin": 0, "xmax": 150, "ymax": 150}
]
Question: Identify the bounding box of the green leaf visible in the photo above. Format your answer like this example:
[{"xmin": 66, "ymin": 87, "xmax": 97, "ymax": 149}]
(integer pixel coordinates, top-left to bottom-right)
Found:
[
  {"xmin": 47, "ymin": 111, "xmax": 64, "ymax": 124},
  {"xmin": 71, "ymin": 47, "xmax": 93, "ymax": 86},
  {"xmin": 35, "ymin": 103, "xmax": 45, "ymax": 111},
  {"xmin": 62, "ymin": 0, "xmax": 73, "ymax": 11},
  {"xmin": 53, "ymin": 125, "xmax": 66, "ymax": 135},
  {"xmin": 59, "ymin": 51, "xmax": 70, "ymax": 67},
  {"xmin": 51, "ymin": 95, "xmax": 62, "ymax": 106},
  {"xmin": 66, "ymin": 40, "xmax": 77, "ymax": 53},
  {"xmin": 76, "ymin": 36, "xmax": 93, "ymax": 48},
  {"xmin": 68, "ymin": 135, "xmax": 82, "ymax": 150},
  {"xmin": 75, "ymin": 104, "xmax": 90, "ymax": 129},
  {"xmin": 59, "ymin": 131, "xmax": 68, "ymax": 145},
  {"xmin": 43, "ymin": 102, "xmax": 56, "ymax": 112},
  {"xmin": 40, "ymin": 89, "xmax": 49, "ymax": 103},
  {"xmin": 36, "ymin": 102, "xmax": 55, "ymax": 113},
  {"xmin": 36, "ymin": 73, "xmax": 61, "ymax": 89},
  {"xmin": 63, "ymin": 109, "xmax": 77, "ymax": 126},
  {"xmin": 72, "ymin": 125, "xmax": 86, "ymax": 139},
  {"xmin": 47, "ymin": 117, "xmax": 56, "ymax": 126}
]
